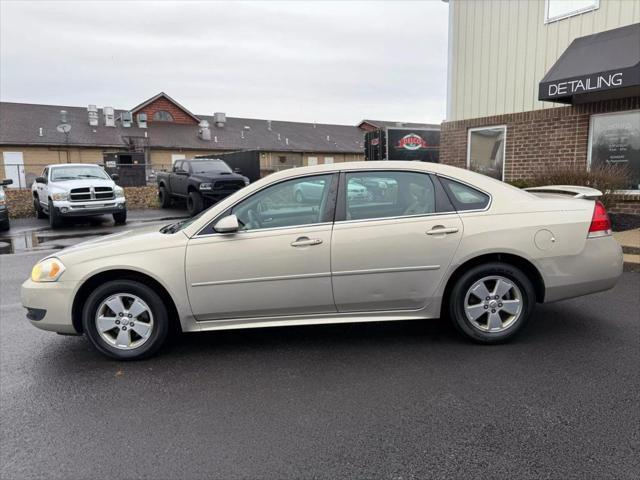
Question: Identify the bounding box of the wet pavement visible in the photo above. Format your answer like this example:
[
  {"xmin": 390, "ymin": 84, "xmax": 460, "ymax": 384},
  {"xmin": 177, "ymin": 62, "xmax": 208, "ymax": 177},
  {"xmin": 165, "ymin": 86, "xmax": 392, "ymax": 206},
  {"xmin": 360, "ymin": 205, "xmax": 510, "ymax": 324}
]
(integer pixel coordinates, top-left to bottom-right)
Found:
[{"xmin": 0, "ymin": 215, "xmax": 639, "ymax": 479}]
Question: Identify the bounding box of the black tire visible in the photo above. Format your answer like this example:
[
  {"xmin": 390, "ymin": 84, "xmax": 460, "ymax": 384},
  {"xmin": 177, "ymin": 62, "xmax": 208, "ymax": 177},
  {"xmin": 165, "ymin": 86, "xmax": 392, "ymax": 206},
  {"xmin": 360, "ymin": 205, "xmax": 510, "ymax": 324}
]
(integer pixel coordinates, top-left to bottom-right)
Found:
[
  {"xmin": 0, "ymin": 219, "xmax": 9, "ymax": 232},
  {"xmin": 82, "ymin": 279, "xmax": 170, "ymax": 360},
  {"xmin": 187, "ymin": 191, "xmax": 203, "ymax": 216},
  {"xmin": 113, "ymin": 209, "xmax": 127, "ymax": 225},
  {"xmin": 448, "ymin": 262, "xmax": 535, "ymax": 344},
  {"xmin": 48, "ymin": 199, "xmax": 62, "ymax": 229},
  {"xmin": 158, "ymin": 185, "xmax": 172, "ymax": 208},
  {"xmin": 34, "ymin": 197, "xmax": 46, "ymax": 219}
]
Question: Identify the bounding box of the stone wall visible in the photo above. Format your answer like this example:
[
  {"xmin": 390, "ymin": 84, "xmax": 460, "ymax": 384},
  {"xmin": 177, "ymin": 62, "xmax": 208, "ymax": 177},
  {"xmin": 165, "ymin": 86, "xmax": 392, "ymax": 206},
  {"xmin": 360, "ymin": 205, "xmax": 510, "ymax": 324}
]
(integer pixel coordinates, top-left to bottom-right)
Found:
[{"xmin": 5, "ymin": 186, "xmax": 159, "ymax": 219}]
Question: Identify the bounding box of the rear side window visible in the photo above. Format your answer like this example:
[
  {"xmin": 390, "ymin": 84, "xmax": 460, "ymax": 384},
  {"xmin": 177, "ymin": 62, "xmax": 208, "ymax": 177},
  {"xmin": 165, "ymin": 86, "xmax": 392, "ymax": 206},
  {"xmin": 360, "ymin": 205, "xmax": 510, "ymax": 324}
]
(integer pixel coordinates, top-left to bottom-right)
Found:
[{"xmin": 438, "ymin": 177, "xmax": 490, "ymax": 211}]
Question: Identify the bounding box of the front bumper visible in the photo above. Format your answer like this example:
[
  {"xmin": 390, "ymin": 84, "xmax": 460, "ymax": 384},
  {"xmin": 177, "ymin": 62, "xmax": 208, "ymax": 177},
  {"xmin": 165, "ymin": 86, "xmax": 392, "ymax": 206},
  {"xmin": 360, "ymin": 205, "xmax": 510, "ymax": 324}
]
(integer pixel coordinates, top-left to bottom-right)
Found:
[
  {"xmin": 21, "ymin": 279, "xmax": 79, "ymax": 334},
  {"xmin": 201, "ymin": 189, "xmax": 244, "ymax": 202},
  {"xmin": 53, "ymin": 198, "xmax": 126, "ymax": 217},
  {"xmin": 540, "ymin": 235, "xmax": 623, "ymax": 303}
]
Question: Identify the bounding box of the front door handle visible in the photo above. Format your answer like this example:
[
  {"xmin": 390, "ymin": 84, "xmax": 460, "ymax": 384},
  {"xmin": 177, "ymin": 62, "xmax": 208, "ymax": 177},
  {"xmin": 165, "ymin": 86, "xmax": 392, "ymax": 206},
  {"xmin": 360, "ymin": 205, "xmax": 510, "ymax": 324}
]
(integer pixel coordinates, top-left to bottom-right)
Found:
[
  {"xmin": 291, "ymin": 237, "xmax": 323, "ymax": 247},
  {"xmin": 426, "ymin": 226, "xmax": 459, "ymax": 235}
]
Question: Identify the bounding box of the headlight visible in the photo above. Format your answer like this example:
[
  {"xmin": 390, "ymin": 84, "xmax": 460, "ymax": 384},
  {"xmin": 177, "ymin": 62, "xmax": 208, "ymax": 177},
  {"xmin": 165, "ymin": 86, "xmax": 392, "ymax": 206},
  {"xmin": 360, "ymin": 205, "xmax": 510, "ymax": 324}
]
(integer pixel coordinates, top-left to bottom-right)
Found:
[
  {"xmin": 31, "ymin": 258, "xmax": 66, "ymax": 282},
  {"xmin": 199, "ymin": 183, "xmax": 212, "ymax": 191},
  {"xmin": 114, "ymin": 186, "xmax": 125, "ymax": 198},
  {"xmin": 51, "ymin": 192, "xmax": 68, "ymax": 201}
]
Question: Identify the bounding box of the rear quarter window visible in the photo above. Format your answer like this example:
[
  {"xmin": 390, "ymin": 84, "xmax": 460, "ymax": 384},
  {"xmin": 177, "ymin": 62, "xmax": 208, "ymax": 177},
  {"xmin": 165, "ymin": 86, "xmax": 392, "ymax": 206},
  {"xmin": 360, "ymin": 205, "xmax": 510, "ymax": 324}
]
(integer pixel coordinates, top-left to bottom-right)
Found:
[{"xmin": 438, "ymin": 177, "xmax": 490, "ymax": 211}]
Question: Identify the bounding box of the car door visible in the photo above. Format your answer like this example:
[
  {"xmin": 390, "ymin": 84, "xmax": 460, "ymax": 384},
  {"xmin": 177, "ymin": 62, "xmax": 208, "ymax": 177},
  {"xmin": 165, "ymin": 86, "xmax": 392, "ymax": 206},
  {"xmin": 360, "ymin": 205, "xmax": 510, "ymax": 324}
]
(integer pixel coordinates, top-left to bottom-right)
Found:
[
  {"xmin": 36, "ymin": 167, "xmax": 48, "ymax": 206},
  {"xmin": 171, "ymin": 161, "xmax": 189, "ymax": 196},
  {"xmin": 331, "ymin": 170, "xmax": 463, "ymax": 312},
  {"xmin": 185, "ymin": 173, "xmax": 338, "ymax": 321}
]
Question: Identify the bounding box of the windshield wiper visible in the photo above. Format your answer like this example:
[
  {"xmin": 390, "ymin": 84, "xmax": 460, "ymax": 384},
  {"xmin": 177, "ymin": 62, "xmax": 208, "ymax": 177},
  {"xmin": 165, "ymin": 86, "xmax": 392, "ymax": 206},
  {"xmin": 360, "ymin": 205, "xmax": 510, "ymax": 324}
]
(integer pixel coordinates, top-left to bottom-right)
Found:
[{"xmin": 161, "ymin": 220, "xmax": 187, "ymax": 234}]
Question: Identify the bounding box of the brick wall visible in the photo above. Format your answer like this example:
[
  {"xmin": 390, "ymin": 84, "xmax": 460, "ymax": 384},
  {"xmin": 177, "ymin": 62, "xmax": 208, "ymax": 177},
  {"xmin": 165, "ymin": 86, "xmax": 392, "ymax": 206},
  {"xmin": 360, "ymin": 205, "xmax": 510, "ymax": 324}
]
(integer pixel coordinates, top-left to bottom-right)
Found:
[
  {"xmin": 441, "ymin": 97, "xmax": 640, "ymax": 180},
  {"xmin": 133, "ymin": 97, "xmax": 198, "ymax": 125},
  {"xmin": 440, "ymin": 96, "xmax": 640, "ymax": 215}
]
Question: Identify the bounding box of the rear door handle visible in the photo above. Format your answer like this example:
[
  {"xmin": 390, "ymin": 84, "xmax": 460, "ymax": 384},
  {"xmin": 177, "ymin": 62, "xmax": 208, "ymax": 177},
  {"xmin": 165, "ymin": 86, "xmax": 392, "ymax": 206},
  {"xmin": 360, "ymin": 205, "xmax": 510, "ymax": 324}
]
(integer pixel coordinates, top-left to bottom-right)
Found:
[
  {"xmin": 426, "ymin": 226, "xmax": 459, "ymax": 235},
  {"xmin": 291, "ymin": 237, "xmax": 323, "ymax": 247}
]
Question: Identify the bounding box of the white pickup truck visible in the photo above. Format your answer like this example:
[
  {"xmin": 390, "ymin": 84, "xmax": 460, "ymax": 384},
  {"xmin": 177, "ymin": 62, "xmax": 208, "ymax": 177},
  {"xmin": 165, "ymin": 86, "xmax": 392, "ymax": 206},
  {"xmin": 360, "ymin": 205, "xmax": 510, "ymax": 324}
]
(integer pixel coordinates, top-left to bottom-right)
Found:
[{"xmin": 32, "ymin": 164, "xmax": 126, "ymax": 228}]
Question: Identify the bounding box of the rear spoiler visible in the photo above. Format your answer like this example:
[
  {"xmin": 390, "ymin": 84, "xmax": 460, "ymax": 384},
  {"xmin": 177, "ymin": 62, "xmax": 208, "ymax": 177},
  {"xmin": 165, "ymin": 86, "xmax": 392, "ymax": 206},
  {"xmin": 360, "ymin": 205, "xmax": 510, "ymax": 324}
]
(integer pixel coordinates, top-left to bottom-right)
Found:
[{"xmin": 524, "ymin": 185, "xmax": 603, "ymax": 199}]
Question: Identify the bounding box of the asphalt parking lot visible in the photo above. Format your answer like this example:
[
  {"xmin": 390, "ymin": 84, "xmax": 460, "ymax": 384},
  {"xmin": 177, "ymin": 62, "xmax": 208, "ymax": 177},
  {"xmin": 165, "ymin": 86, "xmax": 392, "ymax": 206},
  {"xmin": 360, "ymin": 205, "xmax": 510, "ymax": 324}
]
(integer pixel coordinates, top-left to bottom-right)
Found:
[{"xmin": 1, "ymin": 217, "xmax": 639, "ymax": 480}]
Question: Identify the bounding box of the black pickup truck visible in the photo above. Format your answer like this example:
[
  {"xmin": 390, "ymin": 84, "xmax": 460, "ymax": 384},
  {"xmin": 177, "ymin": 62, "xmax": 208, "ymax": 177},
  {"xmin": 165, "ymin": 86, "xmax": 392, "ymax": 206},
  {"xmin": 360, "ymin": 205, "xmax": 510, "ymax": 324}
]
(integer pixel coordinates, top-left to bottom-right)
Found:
[{"xmin": 157, "ymin": 158, "xmax": 250, "ymax": 216}]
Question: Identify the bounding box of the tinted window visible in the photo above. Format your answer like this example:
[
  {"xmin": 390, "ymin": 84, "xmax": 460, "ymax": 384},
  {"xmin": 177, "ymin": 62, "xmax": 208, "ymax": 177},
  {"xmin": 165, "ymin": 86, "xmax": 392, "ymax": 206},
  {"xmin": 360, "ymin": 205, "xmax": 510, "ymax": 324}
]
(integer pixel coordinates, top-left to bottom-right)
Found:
[
  {"xmin": 439, "ymin": 177, "xmax": 490, "ymax": 211},
  {"xmin": 231, "ymin": 174, "xmax": 334, "ymax": 231},
  {"xmin": 344, "ymin": 171, "xmax": 436, "ymax": 221}
]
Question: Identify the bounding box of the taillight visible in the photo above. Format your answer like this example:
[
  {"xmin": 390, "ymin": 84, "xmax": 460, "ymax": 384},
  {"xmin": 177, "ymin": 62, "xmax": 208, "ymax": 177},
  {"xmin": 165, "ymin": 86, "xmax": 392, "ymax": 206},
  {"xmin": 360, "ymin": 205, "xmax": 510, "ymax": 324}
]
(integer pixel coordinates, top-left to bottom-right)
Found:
[{"xmin": 587, "ymin": 201, "xmax": 612, "ymax": 238}]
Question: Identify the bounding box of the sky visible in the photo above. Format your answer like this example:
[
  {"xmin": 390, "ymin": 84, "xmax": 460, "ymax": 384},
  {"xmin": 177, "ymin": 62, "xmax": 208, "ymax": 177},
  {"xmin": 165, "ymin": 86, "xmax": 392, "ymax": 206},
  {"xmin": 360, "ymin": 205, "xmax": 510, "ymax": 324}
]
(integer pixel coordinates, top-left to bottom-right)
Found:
[{"xmin": 0, "ymin": 0, "xmax": 449, "ymax": 125}]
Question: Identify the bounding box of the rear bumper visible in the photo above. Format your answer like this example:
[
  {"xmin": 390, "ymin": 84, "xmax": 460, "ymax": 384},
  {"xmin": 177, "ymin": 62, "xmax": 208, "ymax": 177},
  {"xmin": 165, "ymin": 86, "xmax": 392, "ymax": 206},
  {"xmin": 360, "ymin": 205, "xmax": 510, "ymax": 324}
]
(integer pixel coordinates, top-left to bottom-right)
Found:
[
  {"xmin": 21, "ymin": 279, "xmax": 78, "ymax": 334},
  {"xmin": 540, "ymin": 236, "xmax": 623, "ymax": 303}
]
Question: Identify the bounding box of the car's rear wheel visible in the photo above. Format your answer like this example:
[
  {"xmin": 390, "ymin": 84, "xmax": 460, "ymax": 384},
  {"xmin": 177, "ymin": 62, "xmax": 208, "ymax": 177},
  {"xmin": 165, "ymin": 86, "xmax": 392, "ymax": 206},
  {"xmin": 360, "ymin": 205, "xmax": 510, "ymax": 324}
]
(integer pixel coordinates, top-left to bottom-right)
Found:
[
  {"xmin": 48, "ymin": 199, "xmax": 62, "ymax": 229},
  {"xmin": 34, "ymin": 197, "xmax": 46, "ymax": 219},
  {"xmin": 158, "ymin": 185, "xmax": 172, "ymax": 208},
  {"xmin": 82, "ymin": 280, "xmax": 170, "ymax": 360},
  {"xmin": 448, "ymin": 262, "xmax": 535, "ymax": 343},
  {"xmin": 187, "ymin": 191, "xmax": 203, "ymax": 216}
]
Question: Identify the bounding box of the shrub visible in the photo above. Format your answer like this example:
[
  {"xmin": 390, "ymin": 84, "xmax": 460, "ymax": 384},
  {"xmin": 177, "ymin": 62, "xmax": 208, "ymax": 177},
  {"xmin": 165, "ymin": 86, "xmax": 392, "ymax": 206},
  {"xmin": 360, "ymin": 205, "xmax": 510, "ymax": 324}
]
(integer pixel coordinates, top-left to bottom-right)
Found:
[{"xmin": 528, "ymin": 164, "xmax": 630, "ymax": 209}]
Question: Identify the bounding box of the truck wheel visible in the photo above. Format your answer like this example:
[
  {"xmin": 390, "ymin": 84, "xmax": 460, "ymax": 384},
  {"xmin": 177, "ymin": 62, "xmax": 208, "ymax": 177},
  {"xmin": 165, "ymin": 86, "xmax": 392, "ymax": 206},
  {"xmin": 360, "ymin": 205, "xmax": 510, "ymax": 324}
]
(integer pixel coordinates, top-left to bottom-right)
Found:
[
  {"xmin": 34, "ymin": 197, "xmax": 46, "ymax": 219},
  {"xmin": 187, "ymin": 191, "xmax": 203, "ymax": 216},
  {"xmin": 48, "ymin": 199, "xmax": 62, "ymax": 229},
  {"xmin": 82, "ymin": 279, "xmax": 170, "ymax": 360},
  {"xmin": 158, "ymin": 185, "xmax": 172, "ymax": 208},
  {"xmin": 113, "ymin": 209, "xmax": 127, "ymax": 225},
  {"xmin": 0, "ymin": 219, "xmax": 9, "ymax": 232}
]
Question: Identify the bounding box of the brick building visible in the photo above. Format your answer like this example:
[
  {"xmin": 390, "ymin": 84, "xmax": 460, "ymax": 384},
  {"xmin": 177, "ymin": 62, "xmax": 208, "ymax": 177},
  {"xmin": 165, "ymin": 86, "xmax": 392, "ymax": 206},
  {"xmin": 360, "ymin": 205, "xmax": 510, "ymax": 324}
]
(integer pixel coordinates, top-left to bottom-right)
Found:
[
  {"xmin": 441, "ymin": 0, "xmax": 639, "ymax": 213},
  {"xmin": 0, "ymin": 92, "xmax": 367, "ymax": 188}
]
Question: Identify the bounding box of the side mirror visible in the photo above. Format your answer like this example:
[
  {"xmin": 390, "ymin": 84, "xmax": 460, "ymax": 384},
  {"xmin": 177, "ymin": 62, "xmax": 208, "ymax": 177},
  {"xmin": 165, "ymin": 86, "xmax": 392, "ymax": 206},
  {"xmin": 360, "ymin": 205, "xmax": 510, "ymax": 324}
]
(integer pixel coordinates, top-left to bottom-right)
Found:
[
  {"xmin": 111, "ymin": 173, "xmax": 120, "ymax": 181},
  {"xmin": 1, "ymin": 178, "xmax": 13, "ymax": 186},
  {"xmin": 35, "ymin": 176, "xmax": 46, "ymax": 184},
  {"xmin": 214, "ymin": 214, "xmax": 240, "ymax": 233},
  {"xmin": 233, "ymin": 168, "xmax": 242, "ymax": 174}
]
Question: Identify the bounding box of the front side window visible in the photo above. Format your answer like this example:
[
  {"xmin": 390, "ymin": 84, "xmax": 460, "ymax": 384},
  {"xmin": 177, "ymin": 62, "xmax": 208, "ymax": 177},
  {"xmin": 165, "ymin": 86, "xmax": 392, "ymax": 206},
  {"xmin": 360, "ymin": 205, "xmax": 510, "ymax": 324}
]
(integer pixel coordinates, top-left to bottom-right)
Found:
[
  {"xmin": 467, "ymin": 126, "xmax": 506, "ymax": 181},
  {"xmin": 50, "ymin": 165, "xmax": 110, "ymax": 181},
  {"xmin": 545, "ymin": 0, "xmax": 598, "ymax": 23},
  {"xmin": 589, "ymin": 110, "xmax": 640, "ymax": 190},
  {"xmin": 231, "ymin": 174, "xmax": 334, "ymax": 231},
  {"xmin": 153, "ymin": 110, "xmax": 174, "ymax": 122},
  {"xmin": 344, "ymin": 171, "xmax": 436, "ymax": 221}
]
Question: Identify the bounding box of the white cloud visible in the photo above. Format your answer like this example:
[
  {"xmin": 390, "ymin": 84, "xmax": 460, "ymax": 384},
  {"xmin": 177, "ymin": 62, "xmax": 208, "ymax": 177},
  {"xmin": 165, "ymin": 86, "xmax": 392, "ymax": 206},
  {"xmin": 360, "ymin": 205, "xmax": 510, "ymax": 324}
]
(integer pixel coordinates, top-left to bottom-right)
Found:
[{"xmin": 0, "ymin": 0, "xmax": 449, "ymax": 124}]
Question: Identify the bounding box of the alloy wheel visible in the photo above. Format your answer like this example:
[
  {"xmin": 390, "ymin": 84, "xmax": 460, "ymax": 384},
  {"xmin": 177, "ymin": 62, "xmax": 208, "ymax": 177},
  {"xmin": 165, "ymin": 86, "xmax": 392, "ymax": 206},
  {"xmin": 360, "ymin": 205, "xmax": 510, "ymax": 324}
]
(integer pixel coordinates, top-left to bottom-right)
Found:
[
  {"xmin": 95, "ymin": 293, "xmax": 154, "ymax": 350},
  {"xmin": 463, "ymin": 275, "xmax": 523, "ymax": 333}
]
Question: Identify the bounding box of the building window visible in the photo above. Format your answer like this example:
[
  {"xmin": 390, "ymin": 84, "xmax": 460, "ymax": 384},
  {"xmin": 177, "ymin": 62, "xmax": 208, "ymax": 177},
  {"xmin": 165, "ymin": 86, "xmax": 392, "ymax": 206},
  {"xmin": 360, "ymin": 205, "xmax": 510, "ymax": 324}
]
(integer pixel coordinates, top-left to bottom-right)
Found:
[
  {"xmin": 545, "ymin": 0, "xmax": 598, "ymax": 23},
  {"xmin": 588, "ymin": 110, "xmax": 640, "ymax": 191},
  {"xmin": 467, "ymin": 126, "xmax": 506, "ymax": 181},
  {"xmin": 278, "ymin": 155, "xmax": 287, "ymax": 163},
  {"xmin": 324, "ymin": 156, "xmax": 334, "ymax": 164},
  {"xmin": 307, "ymin": 156, "xmax": 318, "ymax": 166},
  {"xmin": 153, "ymin": 110, "xmax": 174, "ymax": 122}
]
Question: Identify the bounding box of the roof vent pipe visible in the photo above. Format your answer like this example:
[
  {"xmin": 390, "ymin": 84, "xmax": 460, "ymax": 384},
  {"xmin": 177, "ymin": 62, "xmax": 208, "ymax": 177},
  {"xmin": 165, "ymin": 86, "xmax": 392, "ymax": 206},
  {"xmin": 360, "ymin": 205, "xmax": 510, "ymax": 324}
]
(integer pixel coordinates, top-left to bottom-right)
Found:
[
  {"xmin": 38, "ymin": 127, "xmax": 43, "ymax": 137},
  {"xmin": 198, "ymin": 120, "xmax": 211, "ymax": 140},
  {"xmin": 285, "ymin": 137, "xmax": 289, "ymax": 145},
  {"xmin": 267, "ymin": 120, "xmax": 272, "ymax": 131},
  {"xmin": 214, "ymin": 112, "xmax": 226, "ymax": 128},
  {"xmin": 87, "ymin": 105, "xmax": 99, "ymax": 126}
]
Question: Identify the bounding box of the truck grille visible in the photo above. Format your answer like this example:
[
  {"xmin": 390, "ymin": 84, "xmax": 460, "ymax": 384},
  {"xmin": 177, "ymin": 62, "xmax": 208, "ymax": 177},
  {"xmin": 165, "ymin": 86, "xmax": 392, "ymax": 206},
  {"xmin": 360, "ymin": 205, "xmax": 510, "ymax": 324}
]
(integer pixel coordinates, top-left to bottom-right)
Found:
[
  {"xmin": 212, "ymin": 180, "xmax": 245, "ymax": 190},
  {"xmin": 69, "ymin": 187, "xmax": 114, "ymax": 202}
]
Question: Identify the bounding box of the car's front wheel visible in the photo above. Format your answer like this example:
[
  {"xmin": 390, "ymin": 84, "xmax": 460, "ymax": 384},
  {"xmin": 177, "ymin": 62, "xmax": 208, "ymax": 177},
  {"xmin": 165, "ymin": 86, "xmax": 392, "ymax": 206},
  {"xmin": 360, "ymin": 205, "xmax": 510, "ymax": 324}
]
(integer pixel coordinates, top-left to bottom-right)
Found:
[
  {"xmin": 113, "ymin": 209, "xmax": 127, "ymax": 225},
  {"xmin": 82, "ymin": 280, "xmax": 170, "ymax": 360},
  {"xmin": 48, "ymin": 199, "xmax": 62, "ymax": 229},
  {"xmin": 448, "ymin": 262, "xmax": 535, "ymax": 343}
]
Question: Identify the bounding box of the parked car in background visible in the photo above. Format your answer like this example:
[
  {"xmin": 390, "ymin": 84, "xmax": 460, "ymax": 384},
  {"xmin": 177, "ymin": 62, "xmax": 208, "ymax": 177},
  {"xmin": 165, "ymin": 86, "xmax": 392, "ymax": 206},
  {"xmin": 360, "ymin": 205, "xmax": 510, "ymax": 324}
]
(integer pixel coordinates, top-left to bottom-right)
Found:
[
  {"xmin": 0, "ymin": 178, "xmax": 14, "ymax": 231},
  {"xmin": 22, "ymin": 162, "xmax": 622, "ymax": 360},
  {"xmin": 294, "ymin": 179, "xmax": 370, "ymax": 203},
  {"xmin": 32, "ymin": 164, "xmax": 126, "ymax": 229},
  {"xmin": 157, "ymin": 158, "xmax": 249, "ymax": 216}
]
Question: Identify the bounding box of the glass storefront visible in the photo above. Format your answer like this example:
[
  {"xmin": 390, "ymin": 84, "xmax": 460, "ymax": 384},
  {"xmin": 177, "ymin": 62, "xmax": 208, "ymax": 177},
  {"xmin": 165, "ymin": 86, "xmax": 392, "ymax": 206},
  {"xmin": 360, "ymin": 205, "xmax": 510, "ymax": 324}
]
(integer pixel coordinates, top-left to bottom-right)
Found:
[
  {"xmin": 467, "ymin": 126, "xmax": 506, "ymax": 181},
  {"xmin": 589, "ymin": 110, "xmax": 640, "ymax": 190}
]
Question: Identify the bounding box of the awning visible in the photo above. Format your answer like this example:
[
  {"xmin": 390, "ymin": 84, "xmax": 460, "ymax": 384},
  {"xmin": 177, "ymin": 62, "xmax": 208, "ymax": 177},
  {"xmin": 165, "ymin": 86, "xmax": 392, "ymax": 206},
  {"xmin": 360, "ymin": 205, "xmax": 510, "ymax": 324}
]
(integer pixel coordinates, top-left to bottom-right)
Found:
[{"xmin": 539, "ymin": 23, "xmax": 640, "ymax": 104}]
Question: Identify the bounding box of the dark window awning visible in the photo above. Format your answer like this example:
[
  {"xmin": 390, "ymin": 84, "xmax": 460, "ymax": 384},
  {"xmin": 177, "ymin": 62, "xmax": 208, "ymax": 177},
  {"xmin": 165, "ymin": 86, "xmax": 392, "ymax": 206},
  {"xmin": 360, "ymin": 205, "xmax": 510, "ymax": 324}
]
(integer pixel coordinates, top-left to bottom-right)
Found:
[{"xmin": 539, "ymin": 23, "xmax": 640, "ymax": 104}]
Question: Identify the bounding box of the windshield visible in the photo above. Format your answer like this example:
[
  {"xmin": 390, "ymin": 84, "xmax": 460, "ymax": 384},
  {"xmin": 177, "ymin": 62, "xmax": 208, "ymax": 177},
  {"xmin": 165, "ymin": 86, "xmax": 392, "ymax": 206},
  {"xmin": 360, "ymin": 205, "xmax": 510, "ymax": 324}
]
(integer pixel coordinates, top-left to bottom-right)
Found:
[
  {"xmin": 190, "ymin": 160, "xmax": 232, "ymax": 174},
  {"xmin": 50, "ymin": 165, "xmax": 110, "ymax": 181}
]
